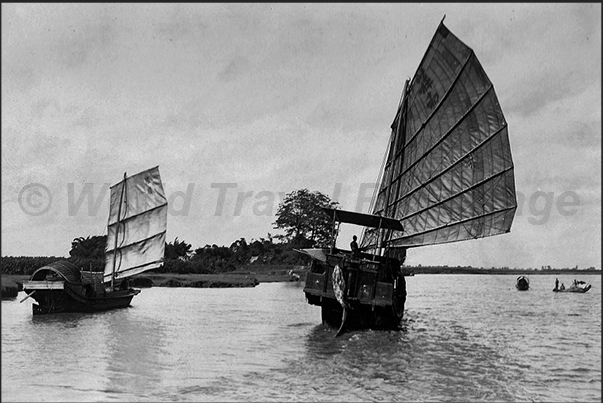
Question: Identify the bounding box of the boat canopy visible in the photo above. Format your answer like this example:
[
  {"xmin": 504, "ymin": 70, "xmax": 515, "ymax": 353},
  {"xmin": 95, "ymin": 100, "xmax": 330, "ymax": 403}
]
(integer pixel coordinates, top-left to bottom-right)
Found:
[
  {"xmin": 321, "ymin": 207, "xmax": 404, "ymax": 231},
  {"xmin": 30, "ymin": 260, "xmax": 82, "ymax": 283},
  {"xmin": 295, "ymin": 248, "xmax": 329, "ymax": 263},
  {"xmin": 296, "ymin": 247, "xmax": 400, "ymax": 264}
]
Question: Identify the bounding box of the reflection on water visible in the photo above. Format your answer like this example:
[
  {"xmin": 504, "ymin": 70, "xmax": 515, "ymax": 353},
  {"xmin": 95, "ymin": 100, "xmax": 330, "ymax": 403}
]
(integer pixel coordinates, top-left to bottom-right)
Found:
[
  {"xmin": 102, "ymin": 308, "xmax": 166, "ymax": 400},
  {"xmin": 2, "ymin": 275, "xmax": 600, "ymax": 402}
]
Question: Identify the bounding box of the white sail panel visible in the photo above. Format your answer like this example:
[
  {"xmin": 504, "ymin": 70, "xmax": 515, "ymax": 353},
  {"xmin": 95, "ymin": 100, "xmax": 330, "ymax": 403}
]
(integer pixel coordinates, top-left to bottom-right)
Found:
[
  {"xmin": 104, "ymin": 166, "xmax": 167, "ymax": 283},
  {"xmin": 105, "ymin": 207, "xmax": 168, "ymax": 254},
  {"xmin": 361, "ymin": 21, "xmax": 516, "ymax": 250},
  {"xmin": 104, "ymin": 232, "xmax": 167, "ymax": 282},
  {"xmin": 107, "ymin": 166, "xmax": 167, "ymax": 225}
]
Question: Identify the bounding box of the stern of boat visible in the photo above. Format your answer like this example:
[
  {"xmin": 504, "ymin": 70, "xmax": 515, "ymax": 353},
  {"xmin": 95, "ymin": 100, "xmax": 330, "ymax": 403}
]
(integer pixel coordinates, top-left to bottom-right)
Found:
[{"xmin": 303, "ymin": 252, "xmax": 406, "ymax": 330}]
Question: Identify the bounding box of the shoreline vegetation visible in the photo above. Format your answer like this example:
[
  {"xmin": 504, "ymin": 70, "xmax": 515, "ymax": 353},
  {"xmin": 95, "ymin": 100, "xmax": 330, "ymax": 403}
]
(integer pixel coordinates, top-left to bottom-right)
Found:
[{"xmin": 1, "ymin": 257, "xmax": 600, "ymax": 300}]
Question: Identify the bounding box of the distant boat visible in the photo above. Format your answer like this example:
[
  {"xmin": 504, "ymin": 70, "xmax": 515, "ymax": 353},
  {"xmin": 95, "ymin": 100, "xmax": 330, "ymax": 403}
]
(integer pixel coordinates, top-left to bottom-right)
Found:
[
  {"xmin": 300, "ymin": 18, "xmax": 517, "ymax": 337},
  {"xmin": 553, "ymin": 280, "xmax": 592, "ymax": 293},
  {"xmin": 22, "ymin": 167, "xmax": 168, "ymax": 315},
  {"xmin": 516, "ymin": 275, "xmax": 529, "ymax": 291}
]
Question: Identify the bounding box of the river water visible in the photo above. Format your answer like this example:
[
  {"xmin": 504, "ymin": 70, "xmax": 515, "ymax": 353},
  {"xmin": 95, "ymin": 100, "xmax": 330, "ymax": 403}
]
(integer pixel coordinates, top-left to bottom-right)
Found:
[{"xmin": 2, "ymin": 274, "xmax": 600, "ymax": 402}]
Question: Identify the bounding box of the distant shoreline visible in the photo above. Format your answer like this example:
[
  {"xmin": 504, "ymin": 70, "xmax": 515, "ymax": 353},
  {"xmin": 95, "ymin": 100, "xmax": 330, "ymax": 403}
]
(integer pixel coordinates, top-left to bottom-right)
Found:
[{"xmin": 405, "ymin": 268, "xmax": 601, "ymax": 275}]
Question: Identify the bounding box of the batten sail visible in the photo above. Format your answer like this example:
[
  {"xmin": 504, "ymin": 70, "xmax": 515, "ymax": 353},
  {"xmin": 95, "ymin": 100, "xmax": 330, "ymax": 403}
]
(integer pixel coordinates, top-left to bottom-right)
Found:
[
  {"xmin": 361, "ymin": 21, "xmax": 517, "ymax": 251},
  {"xmin": 104, "ymin": 166, "xmax": 168, "ymax": 283}
]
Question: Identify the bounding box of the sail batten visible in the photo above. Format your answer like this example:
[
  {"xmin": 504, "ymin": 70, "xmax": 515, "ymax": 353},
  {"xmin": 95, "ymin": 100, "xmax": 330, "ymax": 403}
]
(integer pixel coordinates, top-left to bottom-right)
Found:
[
  {"xmin": 106, "ymin": 206, "xmax": 168, "ymax": 252},
  {"xmin": 392, "ymin": 80, "xmax": 495, "ymax": 182},
  {"xmin": 387, "ymin": 121, "xmax": 509, "ymax": 211},
  {"xmin": 361, "ymin": 22, "xmax": 516, "ymax": 250},
  {"xmin": 392, "ymin": 165, "xmax": 514, "ymax": 223},
  {"xmin": 104, "ymin": 167, "xmax": 167, "ymax": 283},
  {"xmin": 105, "ymin": 228, "xmax": 168, "ymax": 254},
  {"xmin": 404, "ymin": 51, "xmax": 475, "ymax": 150},
  {"xmin": 387, "ymin": 206, "xmax": 517, "ymax": 248},
  {"xmin": 106, "ymin": 202, "xmax": 168, "ymax": 230}
]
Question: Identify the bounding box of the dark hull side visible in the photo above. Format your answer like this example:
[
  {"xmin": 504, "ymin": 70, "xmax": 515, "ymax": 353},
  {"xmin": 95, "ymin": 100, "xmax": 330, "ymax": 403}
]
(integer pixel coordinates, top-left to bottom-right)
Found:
[
  {"xmin": 23, "ymin": 260, "xmax": 141, "ymax": 315},
  {"xmin": 309, "ymin": 293, "xmax": 404, "ymax": 331},
  {"xmin": 304, "ymin": 251, "xmax": 406, "ymax": 332},
  {"xmin": 27, "ymin": 285, "xmax": 140, "ymax": 315},
  {"xmin": 516, "ymin": 276, "xmax": 529, "ymax": 291},
  {"xmin": 553, "ymin": 285, "xmax": 591, "ymax": 293}
]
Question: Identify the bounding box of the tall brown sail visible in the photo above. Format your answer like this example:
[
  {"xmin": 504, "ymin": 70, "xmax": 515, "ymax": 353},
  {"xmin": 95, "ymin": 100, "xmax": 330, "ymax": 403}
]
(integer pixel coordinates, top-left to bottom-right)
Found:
[{"xmin": 362, "ymin": 21, "xmax": 517, "ymax": 253}]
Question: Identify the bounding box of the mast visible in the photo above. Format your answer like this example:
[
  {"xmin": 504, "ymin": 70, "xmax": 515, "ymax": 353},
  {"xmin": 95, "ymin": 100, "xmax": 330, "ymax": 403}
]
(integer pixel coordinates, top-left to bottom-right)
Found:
[
  {"xmin": 382, "ymin": 79, "xmax": 410, "ymax": 255},
  {"xmin": 363, "ymin": 79, "xmax": 410, "ymax": 256},
  {"xmin": 384, "ymin": 81, "xmax": 407, "ymax": 218},
  {"xmin": 330, "ymin": 209, "xmax": 337, "ymax": 253},
  {"xmin": 110, "ymin": 172, "xmax": 127, "ymax": 290}
]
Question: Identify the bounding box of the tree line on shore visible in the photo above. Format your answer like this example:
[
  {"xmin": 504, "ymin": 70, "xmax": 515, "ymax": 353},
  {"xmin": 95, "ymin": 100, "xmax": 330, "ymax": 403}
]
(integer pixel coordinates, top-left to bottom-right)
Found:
[
  {"xmin": 1, "ymin": 189, "xmax": 335, "ymax": 276},
  {"xmin": 0, "ymin": 235, "xmax": 314, "ymax": 276}
]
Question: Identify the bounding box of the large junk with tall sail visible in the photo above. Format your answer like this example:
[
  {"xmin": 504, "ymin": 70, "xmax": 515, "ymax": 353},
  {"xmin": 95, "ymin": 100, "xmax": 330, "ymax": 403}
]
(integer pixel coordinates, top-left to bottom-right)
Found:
[
  {"xmin": 22, "ymin": 166, "xmax": 168, "ymax": 315},
  {"xmin": 302, "ymin": 20, "xmax": 517, "ymax": 335}
]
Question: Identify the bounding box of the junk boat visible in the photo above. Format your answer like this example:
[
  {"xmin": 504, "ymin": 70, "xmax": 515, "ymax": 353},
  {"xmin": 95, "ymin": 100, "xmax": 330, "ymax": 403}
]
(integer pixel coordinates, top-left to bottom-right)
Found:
[
  {"xmin": 300, "ymin": 18, "xmax": 517, "ymax": 336},
  {"xmin": 553, "ymin": 280, "xmax": 592, "ymax": 293},
  {"xmin": 22, "ymin": 167, "xmax": 168, "ymax": 315}
]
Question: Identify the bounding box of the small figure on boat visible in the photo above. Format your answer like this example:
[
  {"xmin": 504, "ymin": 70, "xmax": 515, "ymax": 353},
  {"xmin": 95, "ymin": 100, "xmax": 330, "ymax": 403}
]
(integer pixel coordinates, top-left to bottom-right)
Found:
[
  {"xmin": 119, "ymin": 278, "xmax": 130, "ymax": 290},
  {"xmin": 554, "ymin": 278, "xmax": 559, "ymax": 291},
  {"xmin": 350, "ymin": 235, "xmax": 361, "ymax": 257},
  {"xmin": 560, "ymin": 283, "xmax": 565, "ymax": 291}
]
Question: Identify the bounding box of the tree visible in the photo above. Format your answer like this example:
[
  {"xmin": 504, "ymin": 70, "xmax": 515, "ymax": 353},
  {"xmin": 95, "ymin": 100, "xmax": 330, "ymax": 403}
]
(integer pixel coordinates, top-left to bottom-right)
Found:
[
  {"xmin": 165, "ymin": 237, "xmax": 192, "ymax": 260},
  {"xmin": 229, "ymin": 237, "xmax": 250, "ymax": 264},
  {"xmin": 272, "ymin": 188, "xmax": 339, "ymax": 247},
  {"xmin": 70, "ymin": 235, "xmax": 107, "ymax": 259}
]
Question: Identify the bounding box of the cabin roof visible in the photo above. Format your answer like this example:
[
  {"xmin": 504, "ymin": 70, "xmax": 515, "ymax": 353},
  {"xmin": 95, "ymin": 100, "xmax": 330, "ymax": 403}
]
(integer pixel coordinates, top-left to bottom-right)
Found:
[
  {"xmin": 321, "ymin": 207, "xmax": 404, "ymax": 231},
  {"xmin": 30, "ymin": 260, "xmax": 82, "ymax": 283}
]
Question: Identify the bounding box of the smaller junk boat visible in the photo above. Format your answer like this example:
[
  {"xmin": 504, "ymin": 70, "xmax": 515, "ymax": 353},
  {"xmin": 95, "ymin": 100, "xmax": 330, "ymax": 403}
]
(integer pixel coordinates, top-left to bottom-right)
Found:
[
  {"xmin": 516, "ymin": 275, "xmax": 529, "ymax": 291},
  {"xmin": 553, "ymin": 280, "xmax": 592, "ymax": 293},
  {"xmin": 21, "ymin": 166, "xmax": 168, "ymax": 315}
]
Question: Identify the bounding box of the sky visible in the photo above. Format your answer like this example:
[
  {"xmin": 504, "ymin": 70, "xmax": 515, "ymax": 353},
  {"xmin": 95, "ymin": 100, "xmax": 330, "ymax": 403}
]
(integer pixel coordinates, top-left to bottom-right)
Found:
[{"xmin": 2, "ymin": 3, "xmax": 601, "ymax": 270}]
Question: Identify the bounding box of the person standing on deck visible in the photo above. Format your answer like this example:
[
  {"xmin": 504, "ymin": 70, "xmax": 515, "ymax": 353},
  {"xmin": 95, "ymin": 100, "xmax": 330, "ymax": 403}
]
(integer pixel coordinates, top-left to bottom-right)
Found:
[
  {"xmin": 555, "ymin": 278, "xmax": 559, "ymax": 291},
  {"xmin": 350, "ymin": 235, "xmax": 360, "ymax": 257}
]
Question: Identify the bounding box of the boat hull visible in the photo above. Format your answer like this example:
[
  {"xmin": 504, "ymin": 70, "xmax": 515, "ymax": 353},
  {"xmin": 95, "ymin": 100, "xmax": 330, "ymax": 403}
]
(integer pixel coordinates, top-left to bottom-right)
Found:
[
  {"xmin": 22, "ymin": 260, "xmax": 141, "ymax": 315},
  {"xmin": 316, "ymin": 296, "xmax": 404, "ymax": 331},
  {"xmin": 304, "ymin": 251, "xmax": 406, "ymax": 333},
  {"xmin": 26, "ymin": 286, "xmax": 141, "ymax": 315},
  {"xmin": 553, "ymin": 284, "xmax": 591, "ymax": 293}
]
